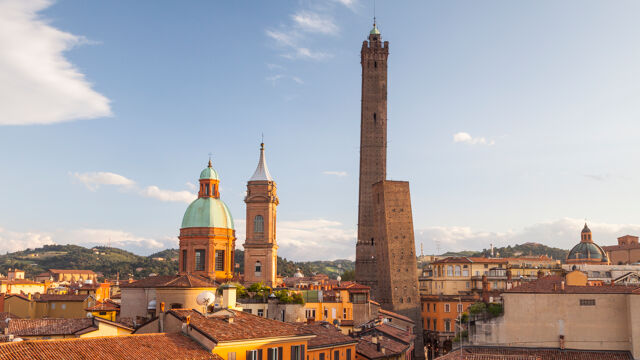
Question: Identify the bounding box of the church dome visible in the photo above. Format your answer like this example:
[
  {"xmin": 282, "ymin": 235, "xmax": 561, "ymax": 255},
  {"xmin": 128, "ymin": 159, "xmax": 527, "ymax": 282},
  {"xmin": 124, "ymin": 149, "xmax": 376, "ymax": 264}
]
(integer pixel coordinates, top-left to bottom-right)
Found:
[
  {"xmin": 181, "ymin": 197, "xmax": 234, "ymax": 229},
  {"xmin": 181, "ymin": 162, "xmax": 233, "ymax": 230},
  {"xmin": 567, "ymin": 242, "xmax": 608, "ymax": 262},
  {"xmin": 200, "ymin": 161, "xmax": 219, "ymax": 180}
]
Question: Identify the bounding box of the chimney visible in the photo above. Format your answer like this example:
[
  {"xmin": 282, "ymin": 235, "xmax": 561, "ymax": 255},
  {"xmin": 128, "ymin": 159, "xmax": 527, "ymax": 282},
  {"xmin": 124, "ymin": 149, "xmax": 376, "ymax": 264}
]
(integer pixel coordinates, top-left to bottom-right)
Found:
[
  {"xmin": 490, "ymin": 244, "xmax": 494, "ymax": 257},
  {"xmin": 482, "ymin": 275, "xmax": 489, "ymax": 303},
  {"xmin": 553, "ymin": 283, "xmax": 557, "ymax": 292},
  {"xmin": 561, "ymin": 281, "xmax": 565, "ymax": 291},
  {"xmin": 559, "ymin": 335, "xmax": 565, "ymax": 350},
  {"xmin": 222, "ymin": 284, "xmax": 237, "ymax": 309},
  {"xmin": 372, "ymin": 336, "xmax": 378, "ymax": 344}
]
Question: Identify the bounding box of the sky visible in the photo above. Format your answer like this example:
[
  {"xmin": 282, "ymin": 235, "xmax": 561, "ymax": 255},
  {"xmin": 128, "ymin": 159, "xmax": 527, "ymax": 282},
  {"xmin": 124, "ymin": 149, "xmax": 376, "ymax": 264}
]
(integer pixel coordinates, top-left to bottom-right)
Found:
[{"xmin": 2, "ymin": 0, "xmax": 640, "ymax": 260}]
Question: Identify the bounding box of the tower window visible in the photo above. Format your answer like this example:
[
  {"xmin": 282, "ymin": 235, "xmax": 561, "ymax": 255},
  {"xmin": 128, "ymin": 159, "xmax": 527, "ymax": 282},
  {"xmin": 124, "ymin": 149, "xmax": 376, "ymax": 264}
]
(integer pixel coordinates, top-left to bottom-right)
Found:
[
  {"xmin": 215, "ymin": 250, "xmax": 225, "ymax": 271},
  {"xmin": 182, "ymin": 250, "xmax": 187, "ymax": 272},
  {"xmin": 195, "ymin": 250, "xmax": 205, "ymax": 271},
  {"xmin": 255, "ymin": 261, "xmax": 262, "ymax": 273},
  {"xmin": 205, "ymin": 184, "xmax": 209, "ymax": 196},
  {"xmin": 373, "ymin": 113, "xmax": 377, "ymax": 124},
  {"xmin": 254, "ymin": 215, "xmax": 264, "ymax": 233},
  {"xmin": 374, "ymin": 61, "xmax": 377, "ymax": 68},
  {"xmin": 371, "ymin": 238, "xmax": 374, "ymax": 245}
]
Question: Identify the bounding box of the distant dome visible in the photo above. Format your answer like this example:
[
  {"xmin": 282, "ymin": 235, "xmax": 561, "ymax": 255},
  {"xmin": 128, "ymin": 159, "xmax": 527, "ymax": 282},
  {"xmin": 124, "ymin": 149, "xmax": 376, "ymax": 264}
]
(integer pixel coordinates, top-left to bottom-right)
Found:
[
  {"xmin": 181, "ymin": 197, "xmax": 234, "ymax": 229},
  {"xmin": 567, "ymin": 242, "xmax": 608, "ymax": 263},
  {"xmin": 200, "ymin": 164, "xmax": 219, "ymax": 180},
  {"xmin": 294, "ymin": 269, "xmax": 304, "ymax": 278}
]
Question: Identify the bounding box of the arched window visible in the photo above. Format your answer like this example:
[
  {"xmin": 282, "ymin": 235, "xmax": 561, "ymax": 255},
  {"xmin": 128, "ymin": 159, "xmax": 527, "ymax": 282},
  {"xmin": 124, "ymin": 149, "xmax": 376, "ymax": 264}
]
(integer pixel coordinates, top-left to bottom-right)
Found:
[
  {"xmin": 255, "ymin": 261, "xmax": 262, "ymax": 273},
  {"xmin": 254, "ymin": 215, "xmax": 264, "ymax": 233},
  {"xmin": 205, "ymin": 184, "xmax": 209, "ymax": 196},
  {"xmin": 455, "ymin": 265, "xmax": 461, "ymax": 277}
]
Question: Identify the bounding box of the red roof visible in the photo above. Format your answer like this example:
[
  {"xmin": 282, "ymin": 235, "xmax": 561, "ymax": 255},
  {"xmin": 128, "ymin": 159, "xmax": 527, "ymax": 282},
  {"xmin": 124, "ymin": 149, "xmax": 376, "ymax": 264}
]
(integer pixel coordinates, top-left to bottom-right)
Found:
[
  {"xmin": 438, "ymin": 346, "xmax": 632, "ymax": 359},
  {"xmin": 120, "ymin": 275, "xmax": 217, "ymax": 289},
  {"xmin": 0, "ymin": 333, "xmax": 221, "ymax": 360},
  {"xmin": 298, "ymin": 322, "xmax": 357, "ymax": 349},
  {"xmin": 7, "ymin": 318, "xmax": 94, "ymax": 336},
  {"xmin": 356, "ymin": 334, "xmax": 409, "ymax": 359},
  {"xmin": 86, "ymin": 300, "xmax": 120, "ymax": 312},
  {"xmin": 48, "ymin": 269, "xmax": 97, "ymax": 275},
  {"xmin": 35, "ymin": 294, "xmax": 89, "ymax": 302},
  {"xmin": 169, "ymin": 309, "xmax": 313, "ymax": 342},
  {"xmin": 378, "ymin": 309, "xmax": 414, "ymax": 324},
  {"xmin": 507, "ymin": 275, "xmax": 640, "ymax": 294}
]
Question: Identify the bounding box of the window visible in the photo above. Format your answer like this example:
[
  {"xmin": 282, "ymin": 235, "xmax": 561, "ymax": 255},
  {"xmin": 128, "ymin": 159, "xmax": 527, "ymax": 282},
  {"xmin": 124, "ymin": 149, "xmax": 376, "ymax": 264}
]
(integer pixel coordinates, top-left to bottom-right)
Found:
[
  {"xmin": 373, "ymin": 113, "xmax": 377, "ymax": 124},
  {"xmin": 319, "ymin": 354, "xmax": 325, "ymax": 360},
  {"xmin": 205, "ymin": 184, "xmax": 209, "ymax": 196},
  {"xmin": 324, "ymin": 308, "xmax": 328, "ymax": 319},
  {"xmin": 258, "ymin": 309, "xmax": 264, "ymax": 317},
  {"xmin": 247, "ymin": 350, "xmax": 262, "ymax": 360},
  {"xmin": 407, "ymin": 297, "xmax": 411, "ymax": 303},
  {"xmin": 254, "ymin": 215, "xmax": 264, "ymax": 233},
  {"xmin": 475, "ymin": 271, "xmax": 480, "ymax": 276},
  {"xmin": 170, "ymin": 303, "xmax": 182, "ymax": 309},
  {"xmin": 445, "ymin": 319, "xmax": 451, "ymax": 332},
  {"xmin": 255, "ymin": 261, "xmax": 262, "ymax": 273},
  {"xmin": 99, "ymin": 311, "xmax": 107, "ymax": 315},
  {"xmin": 291, "ymin": 345, "xmax": 305, "ymax": 360},
  {"xmin": 444, "ymin": 304, "xmax": 450, "ymax": 312},
  {"xmin": 182, "ymin": 250, "xmax": 187, "ymax": 271},
  {"xmin": 215, "ymin": 250, "xmax": 225, "ymax": 271},
  {"xmin": 462, "ymin": 269, "xmax": 469, "ymax": 276},
  {"xmin": 466, "ymin": 282, "xmax": 470, "ymax": 289},
  {"xmin": 228, "ymin": 352, "xmax": 236, "ymax": 360},
  {"xmin": 334, "ymin": 350, "xmax": 340, "ymax": 360},
  {"xmin": 433, "ymin": 319, "xmax": 437, "ymax": 331},
  {"xmin": 195, "ymin": 249, "xmax": 205, "ymax": 271},
  {"xmin": 51, "ymin": 303, "xmax": 56, "ymax": 309},
  {"xmin": 244, "ymin": 309, "xmax": 253, "ymax": 314},
  {"xmin": 493, "ymin": 281, "xmax": 498, "ymax": 289},
  {"xmin": 447, "ymin": 266, "xmax": 453, "ymax": 276},
  {"xmin": 268, "ymin": 347, "xmax": 282, "ymax": 360},
  {"xmin": 455, "ymin": 266, "xmax": 461, "ymax": 277},
  {"xmin": 343, "ymin": 308, "xmax": 347, "ymax": 319},
  {"xmin": 580, "ymin": 299, "xmax": 596, "ymax": 306},
  {"xmin": 484, "ymin": 264, "xmax": 489, "ymax": 268},
  {"xmin": 457, "ymin": 304, "xmax": 463, "ymax": 313},
  {"xmin": 346, "ymin": 349, "xmax": 351, "ymax": 360},
  {"xmin": 426, "ymin": 318, "xmax": 430, "ymax": 329},
  {"xmin": 305, "ymin": 309, "xmax": 316, "ymax": 319}
]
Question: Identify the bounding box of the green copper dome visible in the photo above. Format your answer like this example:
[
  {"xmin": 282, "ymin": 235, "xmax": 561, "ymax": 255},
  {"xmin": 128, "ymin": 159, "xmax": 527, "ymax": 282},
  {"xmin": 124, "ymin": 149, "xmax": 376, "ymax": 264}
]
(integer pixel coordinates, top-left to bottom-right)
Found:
[
  {"xmin": 181, "ymin": 197, "xmax": 234, "ymax": 230},
  {"xmin": 370, "ymin": 24, "xmax": 380, "ymax": 35},
  {"xmin": 200, "ymin": 166, "xmax": 219, "ymax": 180}
]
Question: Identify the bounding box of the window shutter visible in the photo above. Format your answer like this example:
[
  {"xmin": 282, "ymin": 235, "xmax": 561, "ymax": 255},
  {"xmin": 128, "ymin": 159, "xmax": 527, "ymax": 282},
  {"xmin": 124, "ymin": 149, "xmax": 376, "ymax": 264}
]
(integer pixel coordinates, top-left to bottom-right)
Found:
[
  {"xmin": 247, "ymin": 351, "xmax": 251, "ymax": 360},
  {"xmin": 268, "ymin": 349, "xmax": 274, "ymax": 360},
  {"xmin": 278, "ymin": 347, "xmax": 283, "ymax": 360},
  {"xmin": 258, "ymin": 349, "xmax": 263, "ymax": 360},
  {"xmin": 301, "ymin": 345, "xmax": 305, "ymax": 360}
]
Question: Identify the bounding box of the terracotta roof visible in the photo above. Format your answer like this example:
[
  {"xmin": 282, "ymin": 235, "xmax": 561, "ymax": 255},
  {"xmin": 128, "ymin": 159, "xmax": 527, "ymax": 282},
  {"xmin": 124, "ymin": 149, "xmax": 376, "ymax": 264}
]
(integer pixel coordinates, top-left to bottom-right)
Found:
[
  {"xmin": 378, "ymin": 309, "xmax": 414, "ymax": 324},
  {"xmin": 0, "ymin": 333, "xmax": 221, "ymax": 360},
  {"xmin": 299, "ymin": 322, "xmax": 358, "ymax": 349},
  {"xmin": 86, "ymin": 300, "xmax": 120, "ymax": 312},
  {"xmin": 437, "ymin": 346, "xmax": 633, "ymax": 359},
  {"xmin": 335, "ymin": 282, "xmax": 371, "ymax": 291},
  {"xmin": 507, "ymin": 275, "xmax": 640, "ymax": 294},
  {"xmin": 603, "ymin": 244, "xmax": 640, "ymax": 251},
  {"xmin": 373, "ymin": 324, "xmax": 414, "ymax": 344},
  {"xmin": 7, "ymin": 318, "xmax": 94, "ymax": 336},
  {"xmin": 169, "ymin": 309, "xmax": 313, "ymax": 342},
  {"xmin": 120, "ymin": 275, "xmax": 217, "ymax": 289},
  {"xmin": 48, "ymin": 269, "xmax": 97, "ymax": 275},
  {"xmin": 36, "ymin": 294, "xmax": 88, "ymax": 302},
  {"xmin": 0, "ymin": 280, "xmax": 43, "ymax": 285},
  {"xmin": 356, "ymin": 334, "xmax": 409, "ymax": 359}
]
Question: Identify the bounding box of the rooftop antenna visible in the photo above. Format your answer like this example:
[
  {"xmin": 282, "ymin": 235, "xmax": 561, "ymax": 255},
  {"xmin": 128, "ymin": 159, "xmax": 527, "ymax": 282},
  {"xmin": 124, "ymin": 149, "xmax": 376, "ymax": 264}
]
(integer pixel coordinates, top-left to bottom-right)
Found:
[
  {"xmin": 373, "ymin": 0, "xmax": 376, "ymax": 26},
  {"xmin": 435, "ymin": 240, "xmax": 441, "ymax": 256}
]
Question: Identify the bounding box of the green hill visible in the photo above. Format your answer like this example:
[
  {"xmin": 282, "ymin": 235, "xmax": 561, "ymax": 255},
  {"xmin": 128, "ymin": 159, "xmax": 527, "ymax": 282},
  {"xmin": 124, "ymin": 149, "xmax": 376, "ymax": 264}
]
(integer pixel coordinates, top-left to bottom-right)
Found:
[{"xmin": 471, "ymin": 242, "xmax": 568, "ymax": 260}]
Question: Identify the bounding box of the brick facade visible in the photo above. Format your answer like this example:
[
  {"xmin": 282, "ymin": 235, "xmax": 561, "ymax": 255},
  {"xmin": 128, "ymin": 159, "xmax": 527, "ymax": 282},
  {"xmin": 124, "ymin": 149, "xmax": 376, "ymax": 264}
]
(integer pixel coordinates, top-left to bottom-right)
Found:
[{"xmin": 355, "ymin": 26, "xmax": 389, "ymax": 291}]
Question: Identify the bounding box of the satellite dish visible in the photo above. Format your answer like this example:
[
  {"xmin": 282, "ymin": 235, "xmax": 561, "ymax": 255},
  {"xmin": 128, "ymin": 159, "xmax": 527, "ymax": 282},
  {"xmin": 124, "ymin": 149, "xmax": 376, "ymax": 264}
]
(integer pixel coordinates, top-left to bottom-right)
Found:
[
  {"xmin": 147, "ymin": 299, "xmax": 157, "ymax": 310},
  {"xmin": 86, "ymin": 313, "xmax": 93, "ymax": 318},
  {"xmin": 196, "ymin": 291, "xmax": 215, "ymax": 306}
]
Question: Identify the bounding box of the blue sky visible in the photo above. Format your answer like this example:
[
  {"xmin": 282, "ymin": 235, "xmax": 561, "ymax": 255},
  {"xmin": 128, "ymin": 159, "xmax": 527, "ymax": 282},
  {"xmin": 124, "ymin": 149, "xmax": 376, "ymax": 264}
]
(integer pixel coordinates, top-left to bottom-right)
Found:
[{"xmin": 2, "ymin": 0, "xmax": 640, "ymax": 260}]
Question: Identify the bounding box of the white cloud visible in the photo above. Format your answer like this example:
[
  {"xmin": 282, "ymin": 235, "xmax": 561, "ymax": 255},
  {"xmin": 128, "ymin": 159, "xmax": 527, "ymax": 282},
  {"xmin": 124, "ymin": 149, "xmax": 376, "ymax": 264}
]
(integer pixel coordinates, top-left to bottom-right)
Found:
[
  {"xmin": 71, "ymin": 171, "xmax": 195, "ymax": 204},
  {"xmin": 292, "ymin": 11, "xmax": 339, "ymax": 35},
  {"xmin": 71, "ymin": 171, "xmax": 135, "ymax": 191},
  {"xmin": 141, "ymin": 186, "xmax": 195, "ymax": 204},
  {"xmin": 267, "ymin": 63, "xmax": 285, "ymax": 71},
  {"xmin": 323, "ymin": 170, "xmax": 347, "ymax": 177},
  {"xmin": 453, "ymin": 132, "xmax": 495, "ymax": 146},
  {"xmin": 235, "ymin": 219, "xmax": 355, "ymax": 261},
  {"xmin": 416, "ymin": 218, "xmax": 640, "ymax": 256},
  {"xmin": 266, "ymin": 74, "xmax": 304, "ymax": 86},
  {"xmin": 0, "ymin": 227, "xmax": 176, "ymax": 255},
  {"xmin": 333, "ymin": 0, "xmax": 358, "ymax": 10},
  {"xmin": 0, "ymin": 0, "xmax": 111, "ymax": 125},
  {"xmin": 291, "ymin": 76, "xmax": 304, "ymax": 84},
  {"xmin": 266, "ymin": 29, "xmax": 298, "ymax": 48}
]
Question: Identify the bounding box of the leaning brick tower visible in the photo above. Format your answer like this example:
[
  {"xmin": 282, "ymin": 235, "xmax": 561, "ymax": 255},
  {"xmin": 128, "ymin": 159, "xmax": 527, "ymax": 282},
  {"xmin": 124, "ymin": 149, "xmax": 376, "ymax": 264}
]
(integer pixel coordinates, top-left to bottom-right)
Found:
[{"xmin": 355, "ymin": 21, "xmax": 388, "ymax": 295}]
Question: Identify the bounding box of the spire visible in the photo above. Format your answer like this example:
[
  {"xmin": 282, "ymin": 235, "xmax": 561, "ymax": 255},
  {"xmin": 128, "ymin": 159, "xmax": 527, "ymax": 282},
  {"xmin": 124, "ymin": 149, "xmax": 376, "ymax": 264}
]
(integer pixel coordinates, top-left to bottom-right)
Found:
[{"xmin": 249, "ymin": 142, "xmax": 273, "ymax": 182}]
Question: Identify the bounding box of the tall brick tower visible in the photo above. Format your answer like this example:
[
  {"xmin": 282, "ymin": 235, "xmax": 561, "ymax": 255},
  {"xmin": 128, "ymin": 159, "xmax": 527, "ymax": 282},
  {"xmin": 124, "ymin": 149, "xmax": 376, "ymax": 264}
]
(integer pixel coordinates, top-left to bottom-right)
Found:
[
  {"xmin": 243, "ymin": 143, "xmax": 279, "ymax": 287},
  {"xmin": 355, "ymin": 21, "xmax": 388, "ymax": 292}
]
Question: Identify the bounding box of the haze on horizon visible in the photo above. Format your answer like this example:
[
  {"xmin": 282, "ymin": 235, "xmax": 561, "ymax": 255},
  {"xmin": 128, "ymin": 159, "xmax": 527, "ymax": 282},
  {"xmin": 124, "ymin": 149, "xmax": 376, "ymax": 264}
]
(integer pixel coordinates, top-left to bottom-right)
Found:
[{"xmin": 1, "ymin": 0, "xmax": 640, "ymax": 260}]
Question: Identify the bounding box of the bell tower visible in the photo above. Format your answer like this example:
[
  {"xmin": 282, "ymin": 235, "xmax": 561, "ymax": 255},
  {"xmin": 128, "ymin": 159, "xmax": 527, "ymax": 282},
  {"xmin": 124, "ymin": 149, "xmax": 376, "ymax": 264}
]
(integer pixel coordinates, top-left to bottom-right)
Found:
[
  {"xmin": 243, "ymin": 143, "xmax": 279, "ymax": 287},
  {"xmin": 355, "ymin": 21, "xmax": 389, "ymax": 292}
]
